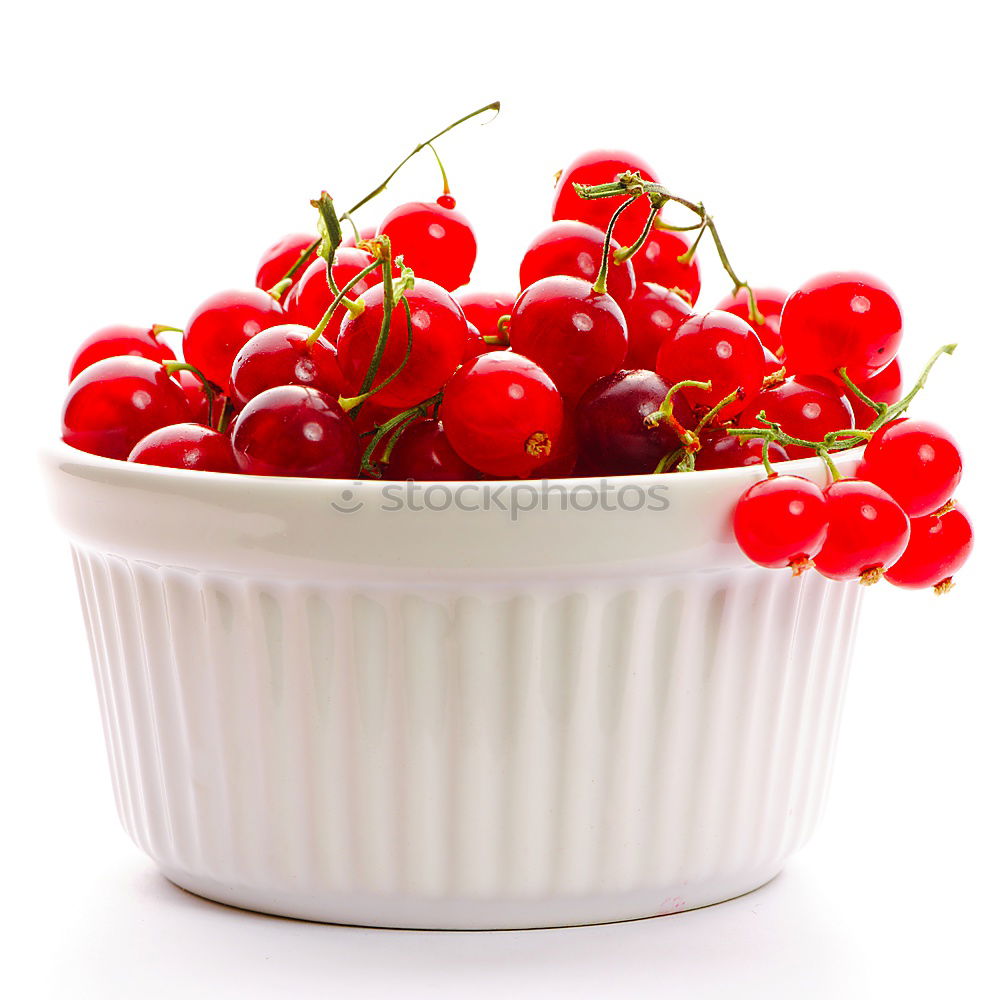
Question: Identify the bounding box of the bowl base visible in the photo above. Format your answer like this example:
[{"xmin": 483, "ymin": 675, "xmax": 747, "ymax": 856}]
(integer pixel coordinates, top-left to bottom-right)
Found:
[{"xmin": 159, "ymin": 864, "xmax": 784, "ymax": 930}]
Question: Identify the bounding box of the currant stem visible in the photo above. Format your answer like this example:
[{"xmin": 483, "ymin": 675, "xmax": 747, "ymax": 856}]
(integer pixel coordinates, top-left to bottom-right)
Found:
[
  {"xmin": 760, "ymin": 440, "xmax": 776, "ymax": 477},
  {"xmin": 162, "ymin": 361, "xmax": 222, "ymax": 429},
  {"xmin": 343, "ymin": 100, "xmax": 500, "ymax": 218},
  {"xmin": 305, "ymin": 260, "xmax": 380, "ymax": 346},
  {"xmin": 818, "ymin": 447, "xmax": 841, "ymax": 482},
  {"xmin": 613, "ymin": 198, "xmax": 666, "ymax": 263},
  {"xmin": 279, "ymin": 237, "xmax": 322, "ymax": 288},
  {"xmin": 593, "ymin": 195, "xmax": 640, "ymax": 296},
  {"xmin": 426, "ymin": 142, "xmax": 451, "ymax": 196},
  {"xmin": 837, "ymin": 366, "xmax": 883, "ymax": 414},
  {"xmin": 649, "ymin": 380, "xmax": 711, "ymax": 445},
  {"xmin": 150, "ymin": 324, "xmax": 183, "ymax": 338}
]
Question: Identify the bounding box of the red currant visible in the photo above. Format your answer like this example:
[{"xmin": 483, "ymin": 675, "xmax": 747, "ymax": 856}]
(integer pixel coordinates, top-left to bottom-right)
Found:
[
  {"xmin": 508, "ymin": 275, "xmax": 627, "ymax": 405},
  {"xmin": 69, "ymin": 325, "xmax": 176, "ymax": 382},
  {"xmin": 183, "ymin": 289, "xmax": 284, "ymax": 390},
  {"xmin": 858, "ymin": 418, "xmax": 962, "ymax": 517},
  {"xmin": 733, "ymin": 475, "xmax": 829, "ymax": 571},
  {"xmin": 384, "ymin": 417, "xmax": 479, "ymax": 481},
  {"xmin": 440, "ymin": 351, "xmax": 564, "ymax": 477},
  {"xmin": 552, "ymin": 149, "xmax": 660, "ymax": 247},
  {"xmin": 519, "ymin": 221, "xmax": 636, "ymax": 309},
  {"xmin": 847, "ymin": 357, "xmax": 903, "ymax": 425},
  {"xmin": 172, "ymin": 369, "xmax": 218, "ymax": 425},
  {"xmin": 622, "ymin": 282, "xmax": 694, "ymax": 370},
  {"xmin": 715, "ymin": 287, "xmax": 786, "ymax": 353},
  {"xmin": 781, "ymin": 272, "xmax": 903, "ymax": 379},
  {"xmin": 462, "ymin": 321, "xmax": 489, "ymax": 360},
  {"xmin": 255, "ymin": 233, "xmax": 316, "ymax": 295},
  {"xmin": 630, "ymin": 229, "xmax": 701, "ymax": 305},
  {"xmin": 336, "ymin": 278, "xmax": 467, "ymax": 408},
  {"xmin": 230, "ymin": 385, "xmax": 361, "ymax": 478},
  {"xmin": 128, "ymin": 422, "xmax": 238, "ymax": 473},
  {"xmin": 229, "ymin": 324, "xmax": 346, "ymax": 408},
  {"xmin": 62, "ymin": 356, "xmax": 192, "ymax": 460},
  {"xmin": 283, "ymin": 249, "xmax": 379, "ymax": 331},
  {"xmin": 655, "ymin": 310, "xmax": 766, "ymax": 422},
  {"xmin": 575, "ymin": 369, "xmax": 694, "ymax": 475},
  {"xmin": 455, "ymin": 290, "xmax": 514, "ymax": 338},
  {"xmin": 884, "ymin": 504, "xmax": 973, "ymax": 592},
  {"xmin": 741, "ymin": 375, "xmax": 854, "ymax": 457},
  {"xmin": 377, "ymin": 197, "xmax": 476, "ymax": 291},
  {"xmin": 696, "ymin": 431, "xmax": 790, "ymax": 470},
  {"xmin": 813, "ymin": 479, "xmax": 910, "ymax": 582}
]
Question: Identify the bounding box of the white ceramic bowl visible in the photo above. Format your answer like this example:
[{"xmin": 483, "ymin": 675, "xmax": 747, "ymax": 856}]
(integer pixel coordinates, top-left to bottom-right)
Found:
[{"xmin": 43, "ymin": 440, "xmax": 864, "ymax": 929}]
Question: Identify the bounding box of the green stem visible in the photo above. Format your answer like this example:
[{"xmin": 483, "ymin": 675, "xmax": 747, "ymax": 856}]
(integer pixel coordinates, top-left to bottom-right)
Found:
[
  {"xmin": 593, "ymin": 195, "xmax": 639, "ymax": 296},
  {"xmin": 760, "ymin": 440, "xmax": 776, "ymax": 477},
  {"xmin": 305, "ymin": 260, "xmax": 381, "ymax": 346},
  {"xmin": 613, "ymin": 197, "xmax": 665, "ymax": 263},
  {"xmin": 426, "ymin": 142, "xmax": 451, "ymax": 195},
  {"xmin": 344, "ymin": 101, "xmax": 499, "ymax": 218},
  {"xmin": 162, "ymin": 361, "xmax": 221, "ymax": 428},
  {"xmin": 280, "ymin": 237, "xmax": 321, "ymax": 287},
  {"xmin": 150, "ymin": 324, "xmax": 183, "ymax": 337}
]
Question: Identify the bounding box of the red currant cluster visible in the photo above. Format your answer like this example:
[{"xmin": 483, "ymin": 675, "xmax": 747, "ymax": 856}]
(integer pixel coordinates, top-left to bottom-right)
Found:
[{"xmin": 58, "ymin": 103, "xmax": 972, "ymax": 590}]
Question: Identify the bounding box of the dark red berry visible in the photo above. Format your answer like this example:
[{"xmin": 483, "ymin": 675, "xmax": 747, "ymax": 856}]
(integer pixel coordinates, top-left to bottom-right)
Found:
[
  {"xmin": 183, "ymin": 289, "xmax": 284, "ymax": 390},
  {"xmin": 742, "ymin": 375, "xmax": 854, "ymax": 457},
  {"xmin": 655, "ymin": 310, "xmax": 766, "ymax": 422},
  {"xmin": 733, "ymin": 475, "xmax": 829, "ymax": 571},
  {"xmin": 509, "ymin": 275, "xmax": 627, "ymax": 405},
  {"xmin": 230, "ymin": 385, "xmax": 361, "ymax": 478},
  {"xmin": 715, "ymin": 287, "xmax": 786, "ymax": 353},
  {"xmin": 440, "ymin": 351, "xmax": 564, "ymax": 477},
  {"xmin": 630, "ymin": 229, "xmax": 700, "ymax": 305},
  {"xmin": 813, "ymin": 478, "xmax": 910, "ymax": 582},
  {"xmin": 255, "ymin": 233, "xmax": 316, "ymax": 295},
  {"xmin": 858, "ymin": 418, "xmax": 962, "ymax": 517},
  {"xmin": 127, "ymin": 422, "xmax": 238, "ymax": 473},
  {"xmin": 575, "ymin": 369, "xmax": 694, "ymax": 475},
  {"xmin": 455, "ymin": 290, "xmax": 514, "ymax": 339},
  {"xmin": 696, "ymin": 432, "xmax": 790, "ymax": 470},
  {"xmin": 519, "ymin": 221, "xmax": 635, "ymax": 308},
  {"xmin": 62, "ymin": 357, "xmax": 192, "ymax": 460},
  {"xmin": 336, "ymin": 278, "xmax": 468, "ymax": 408},
  {"xmin": 622, "ymin": 282, "xmax": 695, "ymax": 370},
  {"xmin": 884, "ymin": 504, "xmax": 973, "ymax": 591},
  {"xmin": 283, "ymin": 250, "xmax": 379, "ymax": 330},
  {"xmin": 781, "ymin": 272, "xmax": 903, "ymax": 380},
  {"xmin": 69, "ymin": 325, "xmax": 176, "ymax": 382},
  {"xmin": 377, "ymin": 198, "xmax": 476, "ymax": 291},
  {"xmin": 552, "ymin": 149, "xmax": 660, "ymax": 247},
  {"xmin": 229, "ymin": 324, "xmax": 346, "ymax": 408},
  {"xmin": 384, "ymin": 417, "xmax": 479, "ymax": 481}
]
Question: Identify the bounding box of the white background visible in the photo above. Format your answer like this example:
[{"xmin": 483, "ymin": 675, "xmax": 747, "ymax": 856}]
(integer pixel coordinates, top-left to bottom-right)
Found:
[{"xmin": 3, "ymin": 1, "xmax": 998, "ymax": 996}]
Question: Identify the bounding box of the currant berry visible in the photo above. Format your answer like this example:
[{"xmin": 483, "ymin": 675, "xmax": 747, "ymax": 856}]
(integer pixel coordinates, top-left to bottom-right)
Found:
[
  {"xmin": 733, "ymin": 475, "xmax": 829, "ymax": 572},
  {"xmin": 508, "ymin": 275, "xmax": 627, "ymax": 404},
  {"xmin": 552, "ymin": 149, "xmax": 660, "ymax": 247},
  {"xmin": 884, "ymin": 504, "xmax": 974, "ymax": 592},
  {"xmin": 440, "ymin": 351, "xmax": 564, "ymax": 477},
  {"xmin": 696, "ymin": 432, "xmax": 790, "ymax": 470},
  {"xmin": 622, "ymin": 282, "xmax": 694, "ymax": 370},
  {"xmin": 255, "ymin": 233, "xmax": 316, "ymax": 294},
  {"xmin": 229, "ymin": 324, "xmax": 346, "ymax": 408},
  {"xmin": 183, "ymin": 289, "xmax": 284, "ymax": 390},
  {"xmin": 655, "ymin": 310, "xmax": 766, "ymax": 421},
  {"xmin": 128, "ymin": 422, "xmax": 239, "ymax": 473},
  {"xmin": 847, "ymin": 357, "xmax": 903, "ymax": 425},
  {"xmin": 336, "ymin": 278, "xmax": 468, "ymax": 408},
  {"xmin": 462, "ymin": 321, "xmax": 489, "ymax": 360},
  {"xmin": 283, "ymin": 250, "xmax": 379, "ymax": 329},
  {"xmin": 858, "ymin": 418, "xmax": 962, "ymax": 517},
  {"xmin": 780, "ymin": 272, "xmax": 903, "ymax": 379},
  {"xmin": 377, "ymin": 197, "xmax": 476, "ymax": 291},
  {"xmin": 575, "ymin": 369, "xmax": 694, "ymax": 475},
  {"xmin": 384, "ymin": 417, "xmax": 479, "ymax": 481},
  {"xmin": 62, "ymin": 357, "xmax": 192, "ymax": 460},
  {"xmin": 813, "ymin": 479, "xmax": 910, "ymax": 583},
  {"xmin": 172, "ymin": 369, "xmax": 218, "ymax": 425},
  {"xmin": 69, "ymin": 325, "xmax": 176, "ymax": 382},
  {"xmin": 715, "ymin": 287, "xmax": 786, "ymax": 353},
  {"xmin": 741, "ymin": 375, "xmax": 854, "ymax": 457},
  {"xmin": 455, "ymin": 290, "xmax": 515, "ymax": 338},
  {"xmin": 525, "ymin": 407, "xmax": 579, "ymax": 479},
  {"xmin": 519, "ymin": 221, "xmax": 636, "ymax": 309},
  {"xmin": 230, "ymin": 385, "xmax": 361, "ymax": 478},
  {"xmin": 630, "ymin": 229, "xmax": 701, "ymax": 305}
]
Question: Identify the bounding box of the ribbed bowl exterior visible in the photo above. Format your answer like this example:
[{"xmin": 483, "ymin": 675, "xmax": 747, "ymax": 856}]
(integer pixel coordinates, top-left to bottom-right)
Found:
[{"xmin": 46, "ymin": 443, "xmax": 864, "ymax": 929}]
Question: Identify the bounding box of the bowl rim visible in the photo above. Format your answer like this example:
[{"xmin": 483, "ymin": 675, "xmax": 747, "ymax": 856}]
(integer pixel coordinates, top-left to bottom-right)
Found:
[{"xmin": 43, "ymin": 439, "xmax": 865, "ymax": 495}]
